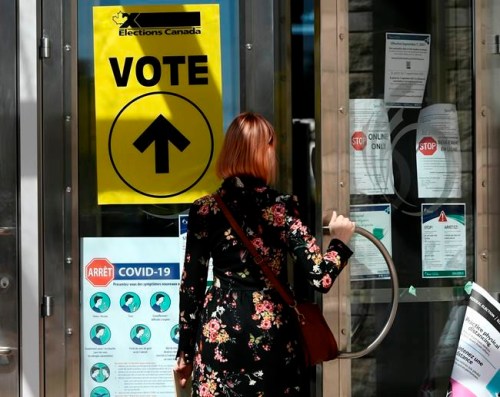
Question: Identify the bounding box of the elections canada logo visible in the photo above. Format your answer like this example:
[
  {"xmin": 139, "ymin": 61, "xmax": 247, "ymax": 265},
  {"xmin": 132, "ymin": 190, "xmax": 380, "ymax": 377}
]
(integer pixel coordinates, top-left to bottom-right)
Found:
[{"xmin": 112, "ymin": 10, "xmax": 202, "ymax": 37}]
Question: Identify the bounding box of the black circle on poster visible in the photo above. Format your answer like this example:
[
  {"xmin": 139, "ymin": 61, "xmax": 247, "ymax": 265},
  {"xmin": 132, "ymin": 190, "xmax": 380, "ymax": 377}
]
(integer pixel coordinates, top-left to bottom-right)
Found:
[{"xmin": 108, "ymin": 91, "xmax": 214, "ymax": 198}]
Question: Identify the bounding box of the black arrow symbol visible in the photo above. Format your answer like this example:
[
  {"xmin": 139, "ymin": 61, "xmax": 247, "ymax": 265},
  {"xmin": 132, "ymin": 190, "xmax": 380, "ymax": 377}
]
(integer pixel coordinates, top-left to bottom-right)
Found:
[{"xmin": 133, "ymin": 115, "xmax": 191, "ymax": 174}]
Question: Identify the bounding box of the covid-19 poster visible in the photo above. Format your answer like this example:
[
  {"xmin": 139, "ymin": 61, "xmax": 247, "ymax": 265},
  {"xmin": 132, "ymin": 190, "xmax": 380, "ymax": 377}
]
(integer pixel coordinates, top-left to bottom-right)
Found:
[
  {"xmin": 421, "ymin": 203, "xmax": 466, "ymax": 278},
  {"xmin": 349, "ymin": 204, "xmax": 392, "ymax": 280},
  {"xmin": 81, "ymin": 215, "xmax": 189, "ymax": 396}
]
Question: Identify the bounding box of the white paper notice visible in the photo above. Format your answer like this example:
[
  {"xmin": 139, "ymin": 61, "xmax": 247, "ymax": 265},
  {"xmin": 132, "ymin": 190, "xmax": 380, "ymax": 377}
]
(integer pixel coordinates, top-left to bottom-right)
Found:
[
  {"xmin": 384, "ymin": 33, "xmax": 431, "ymax": 108},
  {"xmin": 350, "ymin": 99, "xmax": 395, "ymax": 195},
  {"xmin": 349, "ymin": 204, "xmax": 392, "ymax": 280},
  {"xmin": 416, "ymin": 103, "xmax": 462, "ymax": 199},
  {"xmin": 450, "ymin": 283, "xmax": 500, "ymax": 396},
  {"xmin": 81, "ymin": 237, "xmax": 184, "ymax": 397},
  {"xmin": 421, "ymin": 203, "xmax": 466, "ymax": 278}
]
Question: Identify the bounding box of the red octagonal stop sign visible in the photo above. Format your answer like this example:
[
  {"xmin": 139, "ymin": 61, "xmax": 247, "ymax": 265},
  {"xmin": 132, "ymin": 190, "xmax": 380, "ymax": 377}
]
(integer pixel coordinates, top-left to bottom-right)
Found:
[
  {"xmin": 418, "ymin": 136, "xmax": 437, "ymax": 155},
  {"xmin": 351, "ymin": 130, "xmax": 367, "ymax": 151},
  {"xmin": 85, "ymin": 258, "xmax": 115, "ymax": 287}
]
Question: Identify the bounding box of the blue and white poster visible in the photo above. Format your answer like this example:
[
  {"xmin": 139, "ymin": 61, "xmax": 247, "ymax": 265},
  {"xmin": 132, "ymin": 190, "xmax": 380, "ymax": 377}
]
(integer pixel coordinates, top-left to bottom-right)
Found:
[
  {"xmin": 349, "ymin": 204, "xmax": 392, "ymax": 280},
  {"xmin": 81, "ymin": 232, "xmax": 186, "ymax": 396}
]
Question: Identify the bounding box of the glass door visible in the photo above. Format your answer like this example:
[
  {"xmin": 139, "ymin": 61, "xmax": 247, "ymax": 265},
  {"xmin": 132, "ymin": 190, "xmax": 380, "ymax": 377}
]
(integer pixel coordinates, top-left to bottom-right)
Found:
[
  {"xmin": 76, "ymin": 1, "xmax": 241, "ymax": 396},
  {"xmin": 347, "ymin": 1, "xmax": 474, "ymax": 395}
]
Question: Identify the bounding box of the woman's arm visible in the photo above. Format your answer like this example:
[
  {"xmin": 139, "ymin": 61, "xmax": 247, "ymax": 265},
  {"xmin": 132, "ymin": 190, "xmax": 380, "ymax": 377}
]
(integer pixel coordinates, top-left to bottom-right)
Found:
[{"xmin": 284, "ymin": 196, "xmax": 355, "ymax": 293}]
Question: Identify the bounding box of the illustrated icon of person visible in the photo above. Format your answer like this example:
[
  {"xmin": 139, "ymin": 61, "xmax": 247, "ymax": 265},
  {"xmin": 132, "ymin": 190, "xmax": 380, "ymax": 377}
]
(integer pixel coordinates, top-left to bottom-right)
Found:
[
  {"xmin": 130, "ymin": 324, "xmax": 151, "ymax": 345},
  {"xmin": 170, "ymin": 324, "xmax": 180, "ymax": 344},
  {"xmin": 90, "ymin": 324, "xmax": 110, "ymax": 345},
  {"xmin": 132, "ymin": 326, "xmax": 145, "ymax": 345},
  {"xmin": 121, "ymin": 294, "xmax": 134, "ymax": 312},
  {"xmin": 152, "ymin": 293, "xmax": 165, "ymax": 312},
  {"xmin": 151, "ymin": 292, "xmax": 171, "ymax": 313},
  {"xmin": 120, "ymin": 292, "xmax": 140, "ymax": 313},
  {"xmin": 90, "ymin": 293, "xmax": 110, "ymax": 313},
  {"xmin": 92, "ymin": 296, "xmax": 104, "ymax": 312},
  {"xmin": 90, "ymin": 363, "xmax": 110, "ymax": 383},
  {"xmin": 91, "ymin": 326, "xmax": 105, "ymax": 345}
]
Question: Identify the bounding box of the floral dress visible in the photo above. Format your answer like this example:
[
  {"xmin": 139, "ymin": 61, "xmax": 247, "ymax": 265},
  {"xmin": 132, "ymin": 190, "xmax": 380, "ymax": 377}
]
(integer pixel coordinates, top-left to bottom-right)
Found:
[{"xmin": 177, "ymin": 176, "xmax": 352, "ymax": 396}]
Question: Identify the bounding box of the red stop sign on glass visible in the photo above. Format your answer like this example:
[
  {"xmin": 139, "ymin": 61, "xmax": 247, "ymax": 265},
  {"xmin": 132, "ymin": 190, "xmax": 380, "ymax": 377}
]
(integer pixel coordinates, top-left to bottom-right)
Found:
[
  {"xmin": 418, "ymin": 136, "xmax": 437, "ymax": 155},
  {"xmin": 85, "ymin": 258, "xmax": 115, "ymax": 287},
  {"xmin": 351, "ymin": 131, "xmax": 367, "ymax": 151}
]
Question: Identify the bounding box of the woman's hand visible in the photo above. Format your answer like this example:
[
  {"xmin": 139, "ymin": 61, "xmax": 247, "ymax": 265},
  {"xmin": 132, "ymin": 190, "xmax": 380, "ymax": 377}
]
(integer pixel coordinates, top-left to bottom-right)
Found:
[
  {"xmin": 174, "ymin": 353, "xmax": 193, "ymax": 388},
  {"xmin": 328, "ymin": 211, "xmax": 355, "ymax": 245}
]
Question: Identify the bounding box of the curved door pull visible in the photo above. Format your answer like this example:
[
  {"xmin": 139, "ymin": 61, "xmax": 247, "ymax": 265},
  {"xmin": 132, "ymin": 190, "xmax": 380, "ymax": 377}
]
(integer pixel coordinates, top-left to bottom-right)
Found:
[
  {"xmin": 324, "ymin": 226, "xmax": 399, "ymax": 359},
  {"xmin": 0, "ymin": 226, "xmax": 15, "ymax": 236},
  {"xmin": 0, "ymin": 347, "xmax": 15, "ymax": 366},
  {"xmin": 0, "ymin": 347, "xmax": 13, "ymax": 355}
]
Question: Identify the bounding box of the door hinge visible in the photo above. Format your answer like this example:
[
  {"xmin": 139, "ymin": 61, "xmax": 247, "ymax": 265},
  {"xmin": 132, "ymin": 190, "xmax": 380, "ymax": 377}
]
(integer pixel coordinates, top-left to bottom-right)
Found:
[
  {"xmin": 41, "ymin": 295, "xmax": 54, "ymax": 317},
  {"xmin": 39, "ymin": 36, "xmax": 51, "ymax": 59}
]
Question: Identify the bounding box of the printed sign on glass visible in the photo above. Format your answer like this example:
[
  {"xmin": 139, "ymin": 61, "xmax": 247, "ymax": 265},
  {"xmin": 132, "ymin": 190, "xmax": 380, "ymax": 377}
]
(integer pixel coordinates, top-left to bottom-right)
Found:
[{"xmin": 93, "ymin": 5, "xmax": 223, "ymax": 204}]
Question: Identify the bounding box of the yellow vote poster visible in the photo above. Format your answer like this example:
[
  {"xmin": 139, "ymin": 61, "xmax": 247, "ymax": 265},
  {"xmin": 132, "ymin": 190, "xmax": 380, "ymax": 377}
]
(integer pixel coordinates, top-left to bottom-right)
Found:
[{"xmin": 93, "ymin": 5, "xmax": 222, "ymax": 204}]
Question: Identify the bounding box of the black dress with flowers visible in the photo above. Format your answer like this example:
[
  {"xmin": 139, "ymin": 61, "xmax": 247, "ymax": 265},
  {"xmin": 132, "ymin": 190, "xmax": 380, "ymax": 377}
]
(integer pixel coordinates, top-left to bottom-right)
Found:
[{"xmin": 177, "ymin": 176, "xmax": 352, "ymax": 396}]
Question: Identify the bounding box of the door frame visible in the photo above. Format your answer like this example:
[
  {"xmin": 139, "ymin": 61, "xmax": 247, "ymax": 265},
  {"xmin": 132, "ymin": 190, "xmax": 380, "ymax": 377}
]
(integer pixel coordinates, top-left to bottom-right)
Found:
[
  {"xmin": 315, "ymin": 0, "xmax": 351, "ymax": 396},
  {"xmin": 19, "ymin": 0, "xmax": 42, "ymax": 395},
  {"xmin": 39, "ymin": 0, "xmax": 80, "ymax": 395}
]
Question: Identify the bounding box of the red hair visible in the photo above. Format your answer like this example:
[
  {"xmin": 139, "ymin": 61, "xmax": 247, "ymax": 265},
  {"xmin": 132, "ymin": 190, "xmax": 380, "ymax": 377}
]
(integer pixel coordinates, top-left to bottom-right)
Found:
[{"xmin": 216, "ymin": 112, "xmax": 277, "ymax": 184}]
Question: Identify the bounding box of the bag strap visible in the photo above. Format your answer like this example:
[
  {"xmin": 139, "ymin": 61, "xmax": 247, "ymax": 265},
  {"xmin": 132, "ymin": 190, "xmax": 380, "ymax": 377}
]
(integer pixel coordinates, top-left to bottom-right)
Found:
[{"xmin": 214, "ymin": 193, "xmax": 296, "ymax": 308}]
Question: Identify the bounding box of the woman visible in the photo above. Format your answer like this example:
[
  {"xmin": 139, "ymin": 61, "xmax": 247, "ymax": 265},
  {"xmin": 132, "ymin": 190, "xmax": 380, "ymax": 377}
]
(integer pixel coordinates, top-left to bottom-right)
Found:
[{"xmin": 174, "ymin": 112, "xmax": 355, "ymax": 396}]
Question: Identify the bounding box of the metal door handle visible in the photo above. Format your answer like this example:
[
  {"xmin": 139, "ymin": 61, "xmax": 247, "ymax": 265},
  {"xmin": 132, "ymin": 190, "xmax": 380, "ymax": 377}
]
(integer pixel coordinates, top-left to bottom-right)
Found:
[
  {"xmin": 0, "ymin": 347, "xmax": 13, "ymax": 355},
  {"xmin": 323, "ymin": 226, "xmax": 399, "ymax": 359},
  {"xmin": 0, "ymin": 347, "xmax": 15, "ymax": 366},
  {"xmin": 0, "ymin": 227, "xmax": 15, "ymax": 236}
]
